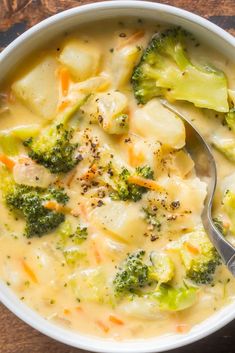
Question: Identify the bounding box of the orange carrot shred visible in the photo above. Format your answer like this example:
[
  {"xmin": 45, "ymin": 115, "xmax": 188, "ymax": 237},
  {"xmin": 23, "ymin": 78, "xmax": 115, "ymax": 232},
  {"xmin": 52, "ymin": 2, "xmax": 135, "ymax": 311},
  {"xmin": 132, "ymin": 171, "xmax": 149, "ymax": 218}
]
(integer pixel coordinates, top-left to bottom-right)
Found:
[
  {"xmin": 127, "ymin": 175, "xmax": 164, "ymax": 192},
  {"xmin": 22, "ymin": 260, "xmax": 38, "ymax": 284},
  {"xmin": 93, "ymin": 243, "xmax": 101, "ymax": 264},
  {"xmin": 57, "ymin": 100, "xmax": 70, "ymax": 112},
  {"xmin": 64, "ymin": 309, "xmax": 71, "ymax": 315},
  {"xmin": 128, "ymin": 144, "xmax": 144, "ymax": 167},
  {"xmin": 80, "ymin": 203, "xmax": 88, "ymax": 221},
  {"xmin": 185, "ymin": 242, "xmax": 200, "ymax": 255},
  {"xmin": 80, "ymin": 164, "xmax": 97, "ymax": 181},
  {"xmin": 109, "ymin": 315, "xmax": 124, "ymax": 325},
  {"xmin": 59, "ymin": 67, "xmax": 70, "ymax": 96},
  {"xmin": 43, "ymin": 200, "xmax": 71, "ymax": 214},
  {"xmin": 75, "ymin": 306, "xmax": 83, "ymax": 313},
  {"xmin": 65, "ymin": 169, "xmax": 77, "ymax": 187},
  {"xmin": 96, "ymin": 320, "xmax": 109, "ymax": 333},
  {"xmin": 176, "ymin": 324, "xmax": 189, "ymax": 334},
  {"xmin": 0, "ymin": 155, "xmax": 15, "ymax": 170}
]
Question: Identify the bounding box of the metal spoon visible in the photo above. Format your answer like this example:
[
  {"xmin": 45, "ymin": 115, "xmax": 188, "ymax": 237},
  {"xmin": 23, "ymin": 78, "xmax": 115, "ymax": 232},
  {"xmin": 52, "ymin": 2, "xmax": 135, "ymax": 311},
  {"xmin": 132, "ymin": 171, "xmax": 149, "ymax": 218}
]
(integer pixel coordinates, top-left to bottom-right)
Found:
[{"xmin": 161, "ymin": 99, "xmax": 235, "ymax": 276}]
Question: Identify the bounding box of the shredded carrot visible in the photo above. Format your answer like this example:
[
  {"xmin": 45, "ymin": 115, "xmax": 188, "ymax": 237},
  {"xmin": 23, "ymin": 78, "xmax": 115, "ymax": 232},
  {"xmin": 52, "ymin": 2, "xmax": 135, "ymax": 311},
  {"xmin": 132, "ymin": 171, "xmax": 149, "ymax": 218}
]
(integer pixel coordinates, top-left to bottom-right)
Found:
[
  {"xmin": 96, "ymin": 320, "xmax": 109, "ymax": 333},
  {"xmin": 185, "ymin": 242, "xmax": 200, "ymax": 255},
  {"xmin": 22, "ymin": 260, "xmax": 38, "ymax": 284},
  {"xmin": 93, "ymin": 242, "xmax": 101, "ymax": 264},
  {"xmin": 118, "ymin": 30, "xmax": 145, "ymax": 49},
  {"xmin": 80, "ymin": 164, "xmax": 97, "ymax": 181},
  {"xmin": 80, "ymin": 203, "xmax": 88, "ymax": 221},
  {"xmin": 59, "ymin": 67, "xmax": 70, "ymax": 96},
  {"xmin": 0, "ymin": 155, "xmax": 15, "ymax": 170},
  {"xmin": 43, "ymin": 200, "xmax": 71, "ymax": 214},
  {"xmin": 109, "ymin": 315, "xmax": 124, "ymax": 325},
  {"xmin": 176, "ymin": 323, "xmax": 189, "ymax": 334},
  {"xmin": 64, "ymin": 309, "xmax": 71, "ymax": 315},
  {"xmin": 57, "ymin": 100, "xmax": 70, "ymax": 112},
  {"xmin": 127, "ymin": 175, "xmax": 164, "ymax": 192},
  {"xmin": 70, "ymin": 208, "xmax": 80, "ymax": 217},
  {"xmin": 65, "ymin": 169, "xmax": 77, "ymax": 187},
  {"xmin": 128, "ymin": 144, "xmax": 144, "ymax": 167}
]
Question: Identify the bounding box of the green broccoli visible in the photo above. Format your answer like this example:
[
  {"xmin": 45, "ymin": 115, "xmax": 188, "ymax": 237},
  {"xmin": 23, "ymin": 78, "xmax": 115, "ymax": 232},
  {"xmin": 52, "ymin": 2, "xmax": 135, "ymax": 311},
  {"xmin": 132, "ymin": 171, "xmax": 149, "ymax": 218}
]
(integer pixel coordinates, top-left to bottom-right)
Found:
[
  {"xmin": 223, "ymin": 190, "xmax": 235, "ymax": 234},
  {"xmin": 111, "ymin": 165, "xmax": 154, "ymax": 202},
  {"xmin": 213, "ymin": 217, "xmax": 227, "ymax": 236},
  {"xmin": 63, "ymin": 249, "xmax": 86, "ymax": 267},
  {"xmin": 225, "ymin": 108, "xmax": 235, "ymax": 132},
  {"xmin": 179, "ymin": 231, "xmax": 221, "ymax": 284},
  {"xmin": 143, "ymin": 206, "xmax": 162, "ymax": 232},
  {"xmin": 5, "ymin": 185, "xmax": 68, "ymax": 237},
  {"xmin": 212, "ymin": 136, "xmax": 235, "ymax": 163},
  {"xmin": 150, "ymin": 252, "xmax": 175, "ymax": 284},
  {"xmin": 23, "ymin": 98, "xmax": 87, "ymax": 174},
  {"xmin": 0, "ymin": 125, "xmax": 40, "ymax": 156},
  {"xmin": 72, "ymin": 225, "xmax": 88, "ymax": 244},
  {"xmin": 113, "ymin": 250, "xmax": 152, "ymax": 296},
  {"xmin": 24, "ymin": 124, "xmax": 79, "ymax": 174},
  {"xmin": 132, "ymin": 27, "xmax": 229, "ymax": 112},
  {"xmin": 102, "ymin": 113, "xmax": 129, "ymax": 135},
  {"xmin": 57, "ymin": 220, "xmax": 88, "ymax": 246},
  {"xmin": 152, "ymin": 284, "xmax": 198, "ymax": 311}
]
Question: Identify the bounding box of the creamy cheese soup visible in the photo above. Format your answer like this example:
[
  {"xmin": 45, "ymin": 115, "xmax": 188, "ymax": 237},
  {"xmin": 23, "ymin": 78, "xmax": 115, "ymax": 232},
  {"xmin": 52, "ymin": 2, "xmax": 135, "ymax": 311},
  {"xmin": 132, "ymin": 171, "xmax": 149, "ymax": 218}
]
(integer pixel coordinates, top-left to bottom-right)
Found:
[{"xmin": 0, "ymin": 18, "xmax": 235, "ymax": 340}]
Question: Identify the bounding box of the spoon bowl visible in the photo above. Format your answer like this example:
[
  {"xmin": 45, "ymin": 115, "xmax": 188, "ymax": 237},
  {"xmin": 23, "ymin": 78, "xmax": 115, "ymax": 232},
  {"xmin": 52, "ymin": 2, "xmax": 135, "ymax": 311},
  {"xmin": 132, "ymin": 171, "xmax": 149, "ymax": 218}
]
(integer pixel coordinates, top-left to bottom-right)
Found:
[{"xmin": 161, "ymin": 99, "xmax": 235, "ymax": 276}]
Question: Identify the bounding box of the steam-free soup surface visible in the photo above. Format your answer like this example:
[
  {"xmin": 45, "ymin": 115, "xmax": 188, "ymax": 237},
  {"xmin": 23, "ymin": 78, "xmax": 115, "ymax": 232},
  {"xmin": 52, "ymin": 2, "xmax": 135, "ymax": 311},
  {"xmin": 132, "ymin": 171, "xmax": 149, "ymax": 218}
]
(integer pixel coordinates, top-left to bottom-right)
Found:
[{"xmin": 0, "ymin": 18, "xmax": 235, "ymax": 340}]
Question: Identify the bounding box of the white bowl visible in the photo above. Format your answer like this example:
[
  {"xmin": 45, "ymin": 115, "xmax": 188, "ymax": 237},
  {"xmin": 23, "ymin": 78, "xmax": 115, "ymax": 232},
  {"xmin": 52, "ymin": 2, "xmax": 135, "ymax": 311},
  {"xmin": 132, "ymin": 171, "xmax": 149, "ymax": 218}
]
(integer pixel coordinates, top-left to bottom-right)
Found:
[{"xmin": 0, "ymin": 1, "xmax": 235, "ymax": 352}]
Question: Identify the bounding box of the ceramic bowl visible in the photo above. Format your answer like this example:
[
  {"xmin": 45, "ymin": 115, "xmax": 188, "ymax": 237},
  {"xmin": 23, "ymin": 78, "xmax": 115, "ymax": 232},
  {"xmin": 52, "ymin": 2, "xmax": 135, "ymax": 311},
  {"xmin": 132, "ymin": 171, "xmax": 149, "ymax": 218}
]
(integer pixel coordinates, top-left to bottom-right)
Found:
[{"xmin": 0, "ymin": 2, "xmax": 235, "ymax": 352}]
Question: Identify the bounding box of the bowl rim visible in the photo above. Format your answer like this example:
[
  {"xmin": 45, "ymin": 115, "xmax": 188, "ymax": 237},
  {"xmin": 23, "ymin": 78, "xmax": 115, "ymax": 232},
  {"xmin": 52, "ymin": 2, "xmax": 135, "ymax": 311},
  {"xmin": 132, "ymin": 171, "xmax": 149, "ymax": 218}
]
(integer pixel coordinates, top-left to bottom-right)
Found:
[{"xmin": 0, "ymin": 1, "xmax": 235, "ymax": 352}]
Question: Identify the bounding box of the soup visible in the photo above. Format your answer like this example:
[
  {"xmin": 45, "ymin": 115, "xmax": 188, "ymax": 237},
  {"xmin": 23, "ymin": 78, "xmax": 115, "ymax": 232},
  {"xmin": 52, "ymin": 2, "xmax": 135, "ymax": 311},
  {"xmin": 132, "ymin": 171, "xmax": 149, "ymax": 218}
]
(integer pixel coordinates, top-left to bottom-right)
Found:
[{"xmin": 0, "ymin": 18, "xmax": 235, "ymax": 340}]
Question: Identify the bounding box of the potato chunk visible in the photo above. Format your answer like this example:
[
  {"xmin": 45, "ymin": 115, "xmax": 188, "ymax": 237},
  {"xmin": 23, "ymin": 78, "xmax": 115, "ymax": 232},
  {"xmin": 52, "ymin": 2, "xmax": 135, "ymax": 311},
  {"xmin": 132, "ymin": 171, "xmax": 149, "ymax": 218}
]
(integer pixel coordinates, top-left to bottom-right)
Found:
[
  {"xmin": 110, "ymin": 45, "xmax": 141, "ymax": 88},
  {"xmin": 59, "ymin": 39, "xmax": 101, "ymax": 81},
  {"xmin": 133, "ymin": 99, "xmax": 185, "ymax": 149},
  {"xmin": 81, "ymin": 91, "xmax": 128, "ymax": 134},
  {"xmin": 91, "ymin": 200, "xmax": 147, "ymax": 245},
  {"xmin": 12, "ymin": 55, "xmax": 59, "ymax": 119}
]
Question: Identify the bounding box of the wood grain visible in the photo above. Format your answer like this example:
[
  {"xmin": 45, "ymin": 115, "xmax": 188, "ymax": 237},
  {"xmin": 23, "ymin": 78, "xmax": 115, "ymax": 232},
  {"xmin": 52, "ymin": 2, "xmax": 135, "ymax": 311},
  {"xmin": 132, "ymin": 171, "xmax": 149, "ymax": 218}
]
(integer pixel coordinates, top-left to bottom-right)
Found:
[{"xmin": 0, "ymin": 1, "xmax": 235, "ymax": 353}]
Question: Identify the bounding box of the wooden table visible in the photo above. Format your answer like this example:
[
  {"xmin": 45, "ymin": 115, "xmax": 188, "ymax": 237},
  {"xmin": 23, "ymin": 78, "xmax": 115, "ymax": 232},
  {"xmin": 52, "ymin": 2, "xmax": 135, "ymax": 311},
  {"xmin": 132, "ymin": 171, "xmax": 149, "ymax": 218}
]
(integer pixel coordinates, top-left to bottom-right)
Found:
[{"xmin": 0, "ymin": 1, "xmax": 235, "ymax": 352}]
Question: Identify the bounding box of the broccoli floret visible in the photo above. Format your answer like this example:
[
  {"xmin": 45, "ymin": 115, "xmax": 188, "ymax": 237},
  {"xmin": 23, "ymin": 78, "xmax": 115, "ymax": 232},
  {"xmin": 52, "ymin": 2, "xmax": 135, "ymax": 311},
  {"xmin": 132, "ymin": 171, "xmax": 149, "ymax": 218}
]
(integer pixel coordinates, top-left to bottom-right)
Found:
[
  {"xmin": 136, "ymin": 165, "xmax": 154, "ymax": 179},
  {"xmin": 5, "ymin": 185, "xmax": 68, "ymax": 237},
  {"xmin": 132, "ymin": 27, "xmax": 228, "ymax": 112},
  {"xmin": 46, "ymin": 186, "xmax": 69, "ymax": 205},
  {"xmin": 57, "ymin": 220, "xmax": 88, "ymax": 249},
  {"xmin": 223, "ymin": 190, "xmax": 235, "ymax": 233},
  {"xmin": 225, "ymin": 108, "xmax": 235, "ymax": 132},
  {"xmin": 152, "ymin": 284, "xmax": 198, "ymax": 311},
  {"xmin": 150, "ymin": 252, "xmax": 175, "ymax": 284},
  {"xmin": 72, "ymin": 225, "xmax": 88, "ymax": 244},
  {"xmin": 0, "ymin": 125, "xmax": 40, "ymax": 156},
  {"xmin": 102, "ymin": 113, "xmax": 129, "ymax": 135},
  {"xmin": 179, "ymin": 231, "xmax": 221, "ymax": 284},
  {"xmin": 23, "ymin": 97, "xmax": 87, "ymax": 174},
  {"xmin": 111, "ymin": 165, "xmax": 154, "ymax": 202},
  {"xmin": 212, "ymin": 136, "xmax": 235, "ymax": 163},
  {"xmin": 63, "ymin": 249, "xmax": 86, "ymax": 267},
  {"xmin": 213, "ymin": 217, "xmax": 227, "ymax": 236},
  {"xmin": 24, "ymin": 124, "xmax": 79, "ymax": 174},
  {"xmin": 113, "ymin": 250, "xmax": 151, "ymax": 295},
  {"xmin": 143, "ymin": 206, "xmax": 162, "ymax": 232}
]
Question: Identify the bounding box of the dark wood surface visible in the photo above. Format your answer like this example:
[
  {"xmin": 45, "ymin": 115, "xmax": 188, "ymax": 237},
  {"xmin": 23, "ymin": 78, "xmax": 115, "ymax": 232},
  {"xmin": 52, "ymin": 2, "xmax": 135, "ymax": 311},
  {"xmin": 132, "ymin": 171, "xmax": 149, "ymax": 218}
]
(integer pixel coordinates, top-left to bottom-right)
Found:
[{"xmin": 0, "ymin": 1, "xmax": 235, "ymax": 352}]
